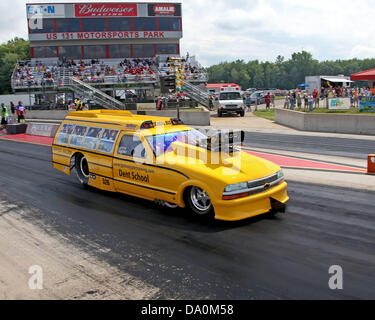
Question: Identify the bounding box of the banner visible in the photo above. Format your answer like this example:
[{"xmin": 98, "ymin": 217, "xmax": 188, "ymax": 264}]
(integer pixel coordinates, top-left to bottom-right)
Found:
[
  {"xmin": 75, "ymin": 3, "xmax": 137, "ymax": 17},
  {"xmin": 29, "ymin": 31, "xmax": 182, "ymax": 41},
  {"xmin": 359, "ymin": 96, "xmax": 375, "ymax": 112},
  {"xmin": 148, "ymin": 3, "xmax": 181, "ymax": 16},
  {"xmin": 328, "ymin": 98, "xmax": 350, "ymax": 110},
  {"xmin": 27, "ymin": 4, "xmax": 65, "ymax": 18}
]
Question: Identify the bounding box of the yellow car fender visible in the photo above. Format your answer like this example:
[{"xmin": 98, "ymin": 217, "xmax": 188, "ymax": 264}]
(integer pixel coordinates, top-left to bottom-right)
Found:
[{"xmin": 176, "ymin": 180, "xmax": 218, "ymax": 208}]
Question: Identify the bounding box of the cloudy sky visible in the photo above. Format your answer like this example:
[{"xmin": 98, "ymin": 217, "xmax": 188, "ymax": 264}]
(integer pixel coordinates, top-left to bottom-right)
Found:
[{"xmin": 3, "ymin": 0, "xmax": 375, "ymax": 66}]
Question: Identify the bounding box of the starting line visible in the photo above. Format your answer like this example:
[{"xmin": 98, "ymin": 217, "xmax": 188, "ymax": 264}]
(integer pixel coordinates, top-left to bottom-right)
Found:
[
  {"xmin": 0, "ymin": 134, "xmax": 54, "ymax": 146},
  {"xmin": 0, "ymin": 134, "xmax": 368, "ymax": 174}
]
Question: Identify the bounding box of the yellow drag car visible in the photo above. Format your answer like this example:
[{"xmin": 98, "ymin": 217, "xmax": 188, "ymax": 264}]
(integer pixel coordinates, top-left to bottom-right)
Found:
[{"xmin": 52, "ymin": 110, "xmax": 289, "ymax": 221}]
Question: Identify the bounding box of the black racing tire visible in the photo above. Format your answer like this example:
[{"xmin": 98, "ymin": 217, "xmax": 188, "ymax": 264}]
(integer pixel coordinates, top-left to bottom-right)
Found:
[
  {"xmin": 185, "ymin": 186, "xmax": 214, "ymax": 219},
  {"xmin": 75, "ymin": 153, "xmax": 90, "ymax": 186}
]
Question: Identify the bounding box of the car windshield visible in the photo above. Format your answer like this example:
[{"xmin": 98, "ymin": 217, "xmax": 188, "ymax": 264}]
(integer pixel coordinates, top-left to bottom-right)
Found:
[
  {"xmin": 146, "ymin": 129, "xmax": 207, "ymax": 157},
  {"xmin": 219, "ymin": 92, "xmax": 242, "ymax": 100}
]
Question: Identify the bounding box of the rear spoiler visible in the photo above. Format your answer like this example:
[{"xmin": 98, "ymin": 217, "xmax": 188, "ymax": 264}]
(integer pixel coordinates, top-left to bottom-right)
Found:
[{"xmin": 200, "ymin": 130, "xmax": 245, "ymax": 153}]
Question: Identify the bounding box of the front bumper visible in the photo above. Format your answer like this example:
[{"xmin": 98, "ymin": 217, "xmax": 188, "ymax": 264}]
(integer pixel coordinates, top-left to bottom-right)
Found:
[
  {"xmin": 213, "ymin": 182, "xmax": 289, "ymax": 221},
  {"xmin": 220, "ymin": 107, "xmax": 243, "ymax": 113}
]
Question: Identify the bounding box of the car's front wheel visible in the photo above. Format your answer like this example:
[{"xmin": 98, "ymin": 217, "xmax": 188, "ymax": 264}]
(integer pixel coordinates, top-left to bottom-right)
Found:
[{"xmin": 186, "ymin": 186, "xmax": 214, "ymax": 219}]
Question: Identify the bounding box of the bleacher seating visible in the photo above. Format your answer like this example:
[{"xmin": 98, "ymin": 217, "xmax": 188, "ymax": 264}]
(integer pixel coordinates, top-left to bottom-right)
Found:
[{"xmin": 12, "ymin": 58, "xmax": 159, "ymax": 89}]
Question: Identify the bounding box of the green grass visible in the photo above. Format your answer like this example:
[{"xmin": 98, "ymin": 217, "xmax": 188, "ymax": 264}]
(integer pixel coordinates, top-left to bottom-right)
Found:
[
  {"xmin": 293, "ymin": 107, "xmax": 375, "ymax": 115},
  {"xmin": 253, "ymin": 107, "xmax": 375, "ymax": 122},
  {"xmin": 253, "ymin": 109, "xmax": 275, "ymax": 121},
  {"xmin": 275, "ymin": 96, "xmax": 285, "ymax": 101}
]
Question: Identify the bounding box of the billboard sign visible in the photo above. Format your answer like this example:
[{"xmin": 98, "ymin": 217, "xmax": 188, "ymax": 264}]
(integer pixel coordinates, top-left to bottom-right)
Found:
[
  {"xmin": 27, "ymin": 4, "xmax": 65, "ymax": 18},
  {"xmin": 75, "ymin": 3, "xmax": 138, "ymax": 17},
  {"xmin": 359, "ymin": 96, "xmax": 375, "ymax": 112},
  {"xmin": 328, "ymin": 98, "xmax": 350, "ymax": 110},
  {"xmin": 148, "ymin": 3, "xmax": 181, "ymax": 16},
  {"xmin": 153, "ymin": 4, "xmax": 176, "ymax": 15},
  {"xmin": 29, "ymin": 31, "xmax": 182, "ymax": 41}
]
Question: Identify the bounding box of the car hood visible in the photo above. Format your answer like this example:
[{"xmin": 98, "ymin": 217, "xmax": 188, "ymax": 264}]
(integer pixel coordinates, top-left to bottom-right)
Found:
[{"xmin": 161, "ymin": 142, "xmax": 280, "ymax": 184}]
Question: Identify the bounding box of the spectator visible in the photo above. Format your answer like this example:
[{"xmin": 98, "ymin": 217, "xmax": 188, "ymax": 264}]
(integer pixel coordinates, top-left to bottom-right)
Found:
[
  {"xmin": 264, "ymin": 92, "xmax": 271, "ymax": 111},
  {"xmin": 290, "ymin": 91, "xmax": 296, "ymax": 110},
  {"xmin": 10, "ymin": 101, "xmax": 15, "ymax": 115},
  {"xmin": 68, "ymin": 100, "xmax": 76, "ymax": 111},
  {"xmin": 304, "ymin": 93, "xmax": 308, "ymax": 110},
  {"xmin": 16, "ymin": 101, "xmax": 26, "ymax": 123},
  {"xmin": 308, "ymin": 94, "xmax": 314, "ymax": 111},
  {"xmin": 297, "ymin": 92, "xmax": 302, "ymax": 109},
  {"xmin": 312, "ymin": 88, "xmax": 319, "ymax": 108},
  {"xmin": 349, "ymin": 90, "xmax": 354, "ymax": 108},
  {"xmin": 209, "ymin": 95, "xmax": 214, "ymax": 111},
  {"xmin": 353, "ymin": 88, "xmax": 359, "ymax": 108},
  {"xmin": 75, "ymin": 97, "xmax": 83, "ymax": 111},
  {"xmin": 1, "ymin": 103, "xmax": 9, "ymax": 130},
  {"xmin": 284, "ymin": 94, "xmax": 290, "ymax": 109}
]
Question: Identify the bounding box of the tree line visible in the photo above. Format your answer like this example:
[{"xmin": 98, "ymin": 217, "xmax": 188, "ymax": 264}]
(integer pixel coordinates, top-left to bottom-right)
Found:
[
  {"xmin": 206, "ymin": 51, "xmax": 375, "ymax": 90},
  {"xmin": 0, "ymin": 37, "xmax": 30, "ymax": 94}
]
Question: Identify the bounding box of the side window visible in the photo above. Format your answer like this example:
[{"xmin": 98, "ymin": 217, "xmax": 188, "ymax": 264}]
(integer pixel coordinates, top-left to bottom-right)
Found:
[
  {"xmin": 97, "ymin": 129, "xmax": 119, "ymax": 154},
  {"xmin": 57, "ymin": 123, "xmax": 76, "ymax": 145},
  {"xmin": 69, "ymin": 125, "xmax": 88, "ymax": 147},
  {"xmin": 117, "ymin": 135, "xmax": 146, "ymax": 158},
  {"xmin": 83, "ymin": 127, "xmax": 103, "ymax": 151}
]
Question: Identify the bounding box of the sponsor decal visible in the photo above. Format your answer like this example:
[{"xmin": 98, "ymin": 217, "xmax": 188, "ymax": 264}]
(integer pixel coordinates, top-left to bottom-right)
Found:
[
  {"xmin": 75, "ymin": 3, "xmax": 137, "ymax": 17},
  {"xmin": 153, "ymin": 4, "xmax": 176, "ymax": 15},
  {"xmin": 27, "ymin": 4, "xmax": 65, "ymax": 18},
  {"xmin": 119, "ymin": 169, "xmax": 150, "ymax": 183}
]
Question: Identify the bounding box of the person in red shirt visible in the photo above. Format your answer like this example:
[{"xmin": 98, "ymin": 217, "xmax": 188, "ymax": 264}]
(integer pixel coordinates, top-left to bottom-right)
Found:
[
  {"xmin": 312, "ymin": 88, "xmax": 319, "ymax": 108},
  {"xmin": 265, "ymin": 92, "xmax": 271, "ymax": 110}
]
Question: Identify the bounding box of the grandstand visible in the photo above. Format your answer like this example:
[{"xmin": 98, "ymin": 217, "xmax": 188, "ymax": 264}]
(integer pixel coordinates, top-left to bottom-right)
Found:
[{"xmin": 12, "ymin": 2, "xmax": 209, "ymax": 110}]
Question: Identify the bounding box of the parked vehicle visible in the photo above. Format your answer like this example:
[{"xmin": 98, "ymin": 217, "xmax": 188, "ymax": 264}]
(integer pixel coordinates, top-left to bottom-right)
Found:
[{"xmin": 249, "ymin": 91, "xmax": 266, "ymax": 105}]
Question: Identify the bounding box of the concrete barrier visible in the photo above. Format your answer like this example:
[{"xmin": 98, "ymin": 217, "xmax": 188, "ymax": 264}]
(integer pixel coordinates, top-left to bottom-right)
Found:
[
  {"xmin": 138, "ymin": 110, "xmax": 210, "ymax": 126},
  {"xmin": 25, "ymin": 109, "xmax": 210, "ymax": 126},
  {"xmin": 27, "ymin": 110, "xmax": 68, "ymax": 120},
  {"xmin": 276, "ymin": 109, "xmax": 375, "ymax": 135},
  {"xmin": 5, "ymin": 124, "xmax": 27, "ymax": 135},
  {"xmin": 26, "ymin": 123, "xmax": 60, "ymax": 137}
]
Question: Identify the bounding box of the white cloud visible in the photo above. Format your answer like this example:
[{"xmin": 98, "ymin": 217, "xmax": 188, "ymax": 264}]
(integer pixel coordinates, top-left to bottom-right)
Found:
[{"xmin": 1, "ymin": 0, "xmax": 375, "ymax": 67}]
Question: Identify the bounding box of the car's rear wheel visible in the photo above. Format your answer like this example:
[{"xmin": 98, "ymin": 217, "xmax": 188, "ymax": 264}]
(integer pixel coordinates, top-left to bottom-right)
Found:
[
  {"xmin": 186, "ymin": 186, "xmax": 214, "ymax": 219},
  {"xmin": 75, "ymin": 153, "xmax": 89, "ymax": 186}
]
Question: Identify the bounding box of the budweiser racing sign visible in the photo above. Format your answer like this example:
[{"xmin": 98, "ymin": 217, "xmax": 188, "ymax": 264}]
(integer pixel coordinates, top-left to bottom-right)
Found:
[
  {"xmin": 75, "ymin": 3, "xmax": 137, "ymax": 17},
  {"xmin": 153, "ymin": 4, "xmax": 176, "ymax": 15}
]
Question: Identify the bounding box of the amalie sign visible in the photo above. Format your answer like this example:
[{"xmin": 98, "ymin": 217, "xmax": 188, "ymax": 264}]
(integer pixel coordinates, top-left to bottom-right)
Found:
[
  {"xmin": 153, "ymin": 4, "xmax": 176, "ymax": 15},
  {"xmin": 75, "ymin": 3, "xmax": 138, "ymax": 17}
]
